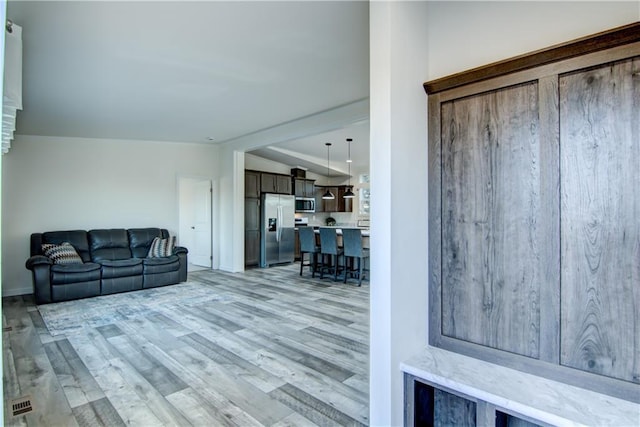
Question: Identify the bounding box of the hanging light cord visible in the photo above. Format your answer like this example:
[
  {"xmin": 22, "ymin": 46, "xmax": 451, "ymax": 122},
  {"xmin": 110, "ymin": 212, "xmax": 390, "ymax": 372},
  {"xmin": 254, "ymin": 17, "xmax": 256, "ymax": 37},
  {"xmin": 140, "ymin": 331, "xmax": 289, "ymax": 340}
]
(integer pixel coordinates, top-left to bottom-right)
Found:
[
  {"xmin": 326, "ymin": 142, "xmax": 331, "ymax": 176},
  {"xmin": 343, "ymin": 139, "xmax": 355, "ymax": 199},
  {"xmin": 347, "ymin": 138, "xmax": 352, "ymax": 187},
  {"xmin": 323, "ymin": 143, "xmax": 335, "ymax": 200}
]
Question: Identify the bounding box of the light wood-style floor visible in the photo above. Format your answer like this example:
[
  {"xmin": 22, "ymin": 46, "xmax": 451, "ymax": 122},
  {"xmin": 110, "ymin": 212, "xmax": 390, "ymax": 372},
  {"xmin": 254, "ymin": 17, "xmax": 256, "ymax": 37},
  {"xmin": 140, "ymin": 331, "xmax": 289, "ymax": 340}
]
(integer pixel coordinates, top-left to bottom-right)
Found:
[{"xmin": 2, "ymin": 264, "xmax": 369, "ymax": 426}]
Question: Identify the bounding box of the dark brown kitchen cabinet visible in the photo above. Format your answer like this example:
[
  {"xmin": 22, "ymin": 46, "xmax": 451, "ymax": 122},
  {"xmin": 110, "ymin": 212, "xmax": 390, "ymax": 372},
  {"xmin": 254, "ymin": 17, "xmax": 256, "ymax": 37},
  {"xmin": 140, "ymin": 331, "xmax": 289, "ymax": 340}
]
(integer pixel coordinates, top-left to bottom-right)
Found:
[
  {"xmin": 322, "ymin": 187, "xmax": 339, "ymax": 212},
  {"xmin": 426, "ymin": 23, "xmax": 639, "ymax": 402},
  {"xmin": 292, "ymin": 178, "xmax": 315, "ymax": 198},
  {"xmin": 245, "ymin": 170, "xmax": 260, "ymax": 198},
  {"xmin": 337, "ymin": 187, "xmax": 353, "ymax": 212},
  {"xmin": 260, "ymin": 172, "xmax": 291, "ymax": 194},
  {"xmin": 260, "ymin": 173, "xmax": 276, "ymax": 193},
  {"xmin": 244, "ymin": 196, "xmax": 260, "ymax": 267},
  {"xmin": 276, "ymin": 175, "xmax": 291, "ymax": 194},
  {"xmin": 316, "ymin": 186, "xmax": 353, "ymax": 213},
  {"xmin": 314, "ymin": 186, "xmax": 325, "ymax": 212}
]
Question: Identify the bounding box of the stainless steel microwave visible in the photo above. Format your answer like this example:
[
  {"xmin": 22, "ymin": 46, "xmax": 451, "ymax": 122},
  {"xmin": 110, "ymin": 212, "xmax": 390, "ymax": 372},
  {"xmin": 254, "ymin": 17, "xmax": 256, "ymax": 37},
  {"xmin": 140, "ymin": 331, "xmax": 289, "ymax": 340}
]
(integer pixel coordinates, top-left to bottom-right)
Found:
[{"xmin": 295, "ymin": 197, "xmax": 315, "ymax": 213}]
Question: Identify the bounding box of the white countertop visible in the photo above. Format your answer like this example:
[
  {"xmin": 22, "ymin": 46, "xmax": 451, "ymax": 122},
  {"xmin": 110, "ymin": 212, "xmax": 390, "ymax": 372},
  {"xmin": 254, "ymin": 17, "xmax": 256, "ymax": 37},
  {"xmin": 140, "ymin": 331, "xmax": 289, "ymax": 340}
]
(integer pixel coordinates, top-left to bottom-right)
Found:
[
  {"xmin": 401, "ymin": 346, "xmax": 640, "ymax": 427},
  {"xmin": 311, "ymin": 226, "xmax": 370, "ymax": 237}
]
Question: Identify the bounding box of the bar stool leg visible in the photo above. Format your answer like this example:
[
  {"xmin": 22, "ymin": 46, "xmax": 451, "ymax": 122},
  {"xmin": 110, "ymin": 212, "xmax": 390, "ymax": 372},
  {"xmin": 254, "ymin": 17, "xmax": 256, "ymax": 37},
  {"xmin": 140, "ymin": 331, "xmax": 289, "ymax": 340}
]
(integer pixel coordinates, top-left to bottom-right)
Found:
[
  {"xmin": 300, "ymin": 253, "xmax": 304, "ymax": 276},
  {"xmin": 311, "ymin": 253, "xmax": 317, "ymax": 278},
  {"xmin": 343, "ymin": 255, "xmax": 349, "ymax": 284}
]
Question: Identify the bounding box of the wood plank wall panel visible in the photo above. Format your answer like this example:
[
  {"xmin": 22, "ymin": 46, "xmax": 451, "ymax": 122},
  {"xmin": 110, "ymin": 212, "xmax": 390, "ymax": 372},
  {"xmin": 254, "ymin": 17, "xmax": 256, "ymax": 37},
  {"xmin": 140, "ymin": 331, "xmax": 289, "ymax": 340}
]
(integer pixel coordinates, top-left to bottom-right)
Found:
[
  {"xmin": 559, "ymin": 56, "xmax": 640, "ymax": 383},
  {"xmin": 434, "ymin": 389, "xmax": 476, "ymax": 427},
  {"xmin": 536, "ymin": 75, "xmax": 561, "ymax": 364},
  {"xmin": 441, "ymin": 82, "xmax": 542, "ymax": 358}
]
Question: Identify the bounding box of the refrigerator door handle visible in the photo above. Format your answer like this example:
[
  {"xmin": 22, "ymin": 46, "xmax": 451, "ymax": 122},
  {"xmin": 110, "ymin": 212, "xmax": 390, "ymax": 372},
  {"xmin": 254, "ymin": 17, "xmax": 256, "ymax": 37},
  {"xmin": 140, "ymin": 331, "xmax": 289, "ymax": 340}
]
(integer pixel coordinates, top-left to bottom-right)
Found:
[{"xmin": 276, "ymin": 205, "xmax": 282, "ymax": 242}]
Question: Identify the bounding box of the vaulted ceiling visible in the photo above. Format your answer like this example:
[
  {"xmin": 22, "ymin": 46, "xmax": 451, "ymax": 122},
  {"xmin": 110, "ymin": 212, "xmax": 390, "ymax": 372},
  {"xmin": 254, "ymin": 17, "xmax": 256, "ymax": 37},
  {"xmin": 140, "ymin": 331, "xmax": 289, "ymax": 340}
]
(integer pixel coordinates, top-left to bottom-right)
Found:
[{"xmin": 7, "ymin": 1, "xmax": 370, "ymax": 172}]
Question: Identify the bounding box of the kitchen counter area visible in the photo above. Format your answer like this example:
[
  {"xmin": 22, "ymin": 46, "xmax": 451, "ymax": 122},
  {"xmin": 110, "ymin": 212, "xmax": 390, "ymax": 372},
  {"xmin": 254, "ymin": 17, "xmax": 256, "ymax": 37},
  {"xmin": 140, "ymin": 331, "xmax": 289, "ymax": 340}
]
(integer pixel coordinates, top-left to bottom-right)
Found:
[
  {"xmin": 293, "ymin": 218, "xmax": 370, "ymax": 260},
  {"xmin": 310, "ymin": 226, "xmax": 370, "ymax": 236}
]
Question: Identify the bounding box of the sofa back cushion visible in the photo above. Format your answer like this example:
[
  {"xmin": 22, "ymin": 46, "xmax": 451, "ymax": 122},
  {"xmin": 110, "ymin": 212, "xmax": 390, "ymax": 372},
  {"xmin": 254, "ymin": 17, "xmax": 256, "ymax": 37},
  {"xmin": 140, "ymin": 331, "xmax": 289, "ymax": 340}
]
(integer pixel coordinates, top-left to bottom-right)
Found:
[
  {"xmin": 34, "ymin": 230, "xmax": 92, "ymax": 262},
  {"xmin": 128, "ymin": 228, "xmax": 167, "ymax": 258},
  {"xmin": 88, "ymin": 229, "xmax": 132, "ymax": 262}
]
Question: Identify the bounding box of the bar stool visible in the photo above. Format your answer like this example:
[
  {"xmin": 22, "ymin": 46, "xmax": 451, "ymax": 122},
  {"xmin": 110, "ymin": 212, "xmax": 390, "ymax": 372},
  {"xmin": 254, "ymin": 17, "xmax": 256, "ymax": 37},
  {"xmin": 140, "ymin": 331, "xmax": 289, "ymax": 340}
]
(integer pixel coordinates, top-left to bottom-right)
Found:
[
  {"xmin": 298, "ymin": 227, "xmax": 320, "ymax": 277},
  {"xmin": 318, "ymin": 228, "xmax": 343, "ymax": 281},
  {"xmin": 342, "ymin": 228, "xmax": 369, "ymax": 286}
]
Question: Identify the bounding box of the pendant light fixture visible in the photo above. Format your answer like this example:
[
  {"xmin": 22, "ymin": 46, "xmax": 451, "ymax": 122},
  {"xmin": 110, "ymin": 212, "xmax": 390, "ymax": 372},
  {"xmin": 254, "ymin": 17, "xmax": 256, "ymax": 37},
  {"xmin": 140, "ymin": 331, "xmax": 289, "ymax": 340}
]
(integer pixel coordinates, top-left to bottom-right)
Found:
[
  {"xmin": 343, "ymin": 138, "xmax": 355, "ymax": 199},
  {"xmin": 322, "ymin": 142, "xmax": 335, "ymax": 200}
]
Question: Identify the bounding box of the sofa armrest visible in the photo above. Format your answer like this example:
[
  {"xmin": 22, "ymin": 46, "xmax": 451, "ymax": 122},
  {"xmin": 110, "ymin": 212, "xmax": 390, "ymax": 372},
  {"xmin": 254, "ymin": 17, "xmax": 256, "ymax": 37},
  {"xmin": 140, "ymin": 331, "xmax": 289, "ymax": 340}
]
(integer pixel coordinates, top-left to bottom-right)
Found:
[
  {"xmin": 173, "ymin": 246, "xmax": 188, "ymax": 255},
  {"xmin": 173, "ymin": 246, "xmax": 188, "ymax": 282},
  {"xmin": 26, "ymin": 255, "xmax": 52, "ymax": 270},
  {"xmin": 25, "ymin": 255, "xmax": 53, "ymax": 304}
]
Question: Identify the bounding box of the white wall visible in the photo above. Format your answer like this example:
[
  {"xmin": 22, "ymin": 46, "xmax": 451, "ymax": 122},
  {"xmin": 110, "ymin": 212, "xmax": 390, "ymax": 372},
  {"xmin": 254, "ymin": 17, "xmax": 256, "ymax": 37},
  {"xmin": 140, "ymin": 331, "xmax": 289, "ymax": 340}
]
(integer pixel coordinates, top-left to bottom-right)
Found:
[
  {"xmin": 244, "ymin": 153, "xmax": 293, "ymax": 176},
  {"xmin": 369, "ymin": 1, "xmax": 639, "ymax": 426},
  {"xmin": 1, "ymin": 135, "xmax": 219, "ymax": 296},
  {"xmin": 369, "ymin": 1, "xmax": 430, "ymax": 424},
  {"xmin": 426, "ymin": 1, "xmax": 639, "ymax": 81},
  {"xmin": 0, "ymin": 1, "xmax": 6, "ymax": 420}
]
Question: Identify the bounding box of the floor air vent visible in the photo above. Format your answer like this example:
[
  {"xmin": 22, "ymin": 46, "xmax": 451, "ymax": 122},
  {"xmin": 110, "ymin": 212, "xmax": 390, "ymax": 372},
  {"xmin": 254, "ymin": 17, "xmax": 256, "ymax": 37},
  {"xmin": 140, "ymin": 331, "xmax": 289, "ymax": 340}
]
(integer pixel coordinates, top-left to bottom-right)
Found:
[{"xmin": 11, "ymin": 396, "xmax": 34, "ymax": 417}]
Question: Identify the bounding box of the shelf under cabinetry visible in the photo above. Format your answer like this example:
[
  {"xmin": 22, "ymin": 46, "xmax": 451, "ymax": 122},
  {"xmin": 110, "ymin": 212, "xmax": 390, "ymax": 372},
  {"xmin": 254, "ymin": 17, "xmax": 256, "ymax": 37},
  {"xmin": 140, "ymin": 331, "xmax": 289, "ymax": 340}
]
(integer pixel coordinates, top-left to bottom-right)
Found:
[{"xmin": 402, "ymin": 347, "xmax": 640, "ymax": 427}]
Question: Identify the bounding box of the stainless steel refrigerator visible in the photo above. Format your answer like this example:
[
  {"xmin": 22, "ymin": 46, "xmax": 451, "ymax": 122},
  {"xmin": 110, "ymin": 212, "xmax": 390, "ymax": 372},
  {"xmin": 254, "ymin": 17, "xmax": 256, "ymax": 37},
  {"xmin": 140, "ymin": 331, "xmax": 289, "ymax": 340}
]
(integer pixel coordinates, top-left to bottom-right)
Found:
[{"xmin": 260, "ymin": 194, "xmax": 295, "ymax": 267}]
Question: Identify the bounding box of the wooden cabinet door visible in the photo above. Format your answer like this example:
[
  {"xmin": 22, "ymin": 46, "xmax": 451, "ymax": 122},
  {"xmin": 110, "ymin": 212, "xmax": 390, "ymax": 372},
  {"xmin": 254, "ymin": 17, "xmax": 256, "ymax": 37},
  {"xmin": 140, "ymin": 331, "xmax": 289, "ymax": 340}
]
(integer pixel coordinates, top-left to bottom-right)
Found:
[
  {"xmin": 303, "ymin": 180, "xmax": 315, "ymax": 197},
  {"xmin": 427, "ymin": 25, "xmax": 640, "ymax": 400},
  {"xmin": 559, "ymin": 57, "xmax": 640, "ymax": 382},
  {"xmin": 315, "ymin": 187, "xmax": 325, "ymax": 212},
  {"xmin": 440, "ymin": 82, "xmax": 544, "ymax": 358},
  {"xmin": 322, "ymin": 187, "xmax": 339, "ymax": 212},
  {"xmin": 276, "ymin": 175, "xmax": 291, "ymax": 194},
  {"xmin": 293, "ymin": 178, "xmax": 304, "ymax": 197},
  {"xmin": 245, "ymin": 230, "xmax": 260, "ymax": 266},
  {"xmin": 245, "ymin": 171, "xmax": 260, "ymax": 198},
  {"xmin": 260, "ymin": 173, "xmax": 276, "ymax": 193},
  {"xmin": 336, "ymin": 187, "xmax": 353, "ymax": 212},
  {"xmin": 245, "ymin": 197, "xmax": 260, "ymax": 266}
]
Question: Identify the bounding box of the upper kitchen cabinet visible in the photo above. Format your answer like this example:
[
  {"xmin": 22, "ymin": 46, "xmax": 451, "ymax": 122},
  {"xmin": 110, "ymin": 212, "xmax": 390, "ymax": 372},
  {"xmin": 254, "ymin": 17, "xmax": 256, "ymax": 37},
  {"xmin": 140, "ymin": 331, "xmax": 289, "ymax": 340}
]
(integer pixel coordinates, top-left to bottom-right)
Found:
[
  {"xmin": 426, "ymin": 23, "xmax": 640, "ymax": 402},
  {"xmin": 316, "ymin": 185, "xmax": 353, "ymax": 213},
  {"xmin": 292, "ymin": 178, "xmax": 315, "ymax": 198},
  {"xmin": 245, "ymin": 170, "xmax": 260, "ymax": 198},
  {"xmin": 337, "ymin": 187, "xmax": 353, "ymax": 213},
  {"xmin": 260, "ymin": 172, "xmax": 291, "ymax": 194}
]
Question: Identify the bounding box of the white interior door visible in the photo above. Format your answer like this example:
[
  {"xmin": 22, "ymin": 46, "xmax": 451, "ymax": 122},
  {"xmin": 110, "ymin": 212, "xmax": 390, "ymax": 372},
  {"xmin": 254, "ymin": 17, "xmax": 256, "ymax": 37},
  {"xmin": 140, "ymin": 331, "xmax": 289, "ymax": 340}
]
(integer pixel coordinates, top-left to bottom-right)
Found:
[
  {"xmin": 191, "ymin": 179, "xmax": 212, "ymax": 267},
  {"xmin": 179, "ymin": 177, "xmax": 212, "ymax": 269}
]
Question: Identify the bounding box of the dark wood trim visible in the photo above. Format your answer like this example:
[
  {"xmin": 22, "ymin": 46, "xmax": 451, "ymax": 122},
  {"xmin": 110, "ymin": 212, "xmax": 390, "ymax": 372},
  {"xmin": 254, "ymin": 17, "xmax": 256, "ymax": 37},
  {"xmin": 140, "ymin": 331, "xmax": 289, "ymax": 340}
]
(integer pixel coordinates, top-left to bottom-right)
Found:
[{"xmin": 424, "ymin": 21, "xmax": 640, "ymax": 94}]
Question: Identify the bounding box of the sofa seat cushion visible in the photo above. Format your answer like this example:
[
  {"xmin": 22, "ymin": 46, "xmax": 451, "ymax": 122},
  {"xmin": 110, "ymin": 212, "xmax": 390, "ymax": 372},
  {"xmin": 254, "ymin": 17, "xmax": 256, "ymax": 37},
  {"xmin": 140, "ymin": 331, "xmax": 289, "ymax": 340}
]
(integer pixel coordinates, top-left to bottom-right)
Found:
[
  {"xmin": 100, "ymin": 258, "xmax": 143, "ymax": 279},
  {"xmin": 142, "ymin": 255, "xmax": 179, "ymax": 274},
  {"xmin": 51, "ymin": 280, "xmax": 101, "ymax": 302},
  {"xmin": 51, "ymin": 262, "xmax": 101, "ymax": 285}
]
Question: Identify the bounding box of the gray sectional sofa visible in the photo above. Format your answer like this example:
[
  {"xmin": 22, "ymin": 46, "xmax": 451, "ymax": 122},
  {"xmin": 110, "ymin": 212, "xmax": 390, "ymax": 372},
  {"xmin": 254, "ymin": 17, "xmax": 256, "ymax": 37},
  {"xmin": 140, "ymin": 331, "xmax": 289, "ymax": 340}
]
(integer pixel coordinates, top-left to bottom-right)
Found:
[{"xmin": 25, "ymin": 227, "xmax": 188, "ymax": 304}]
